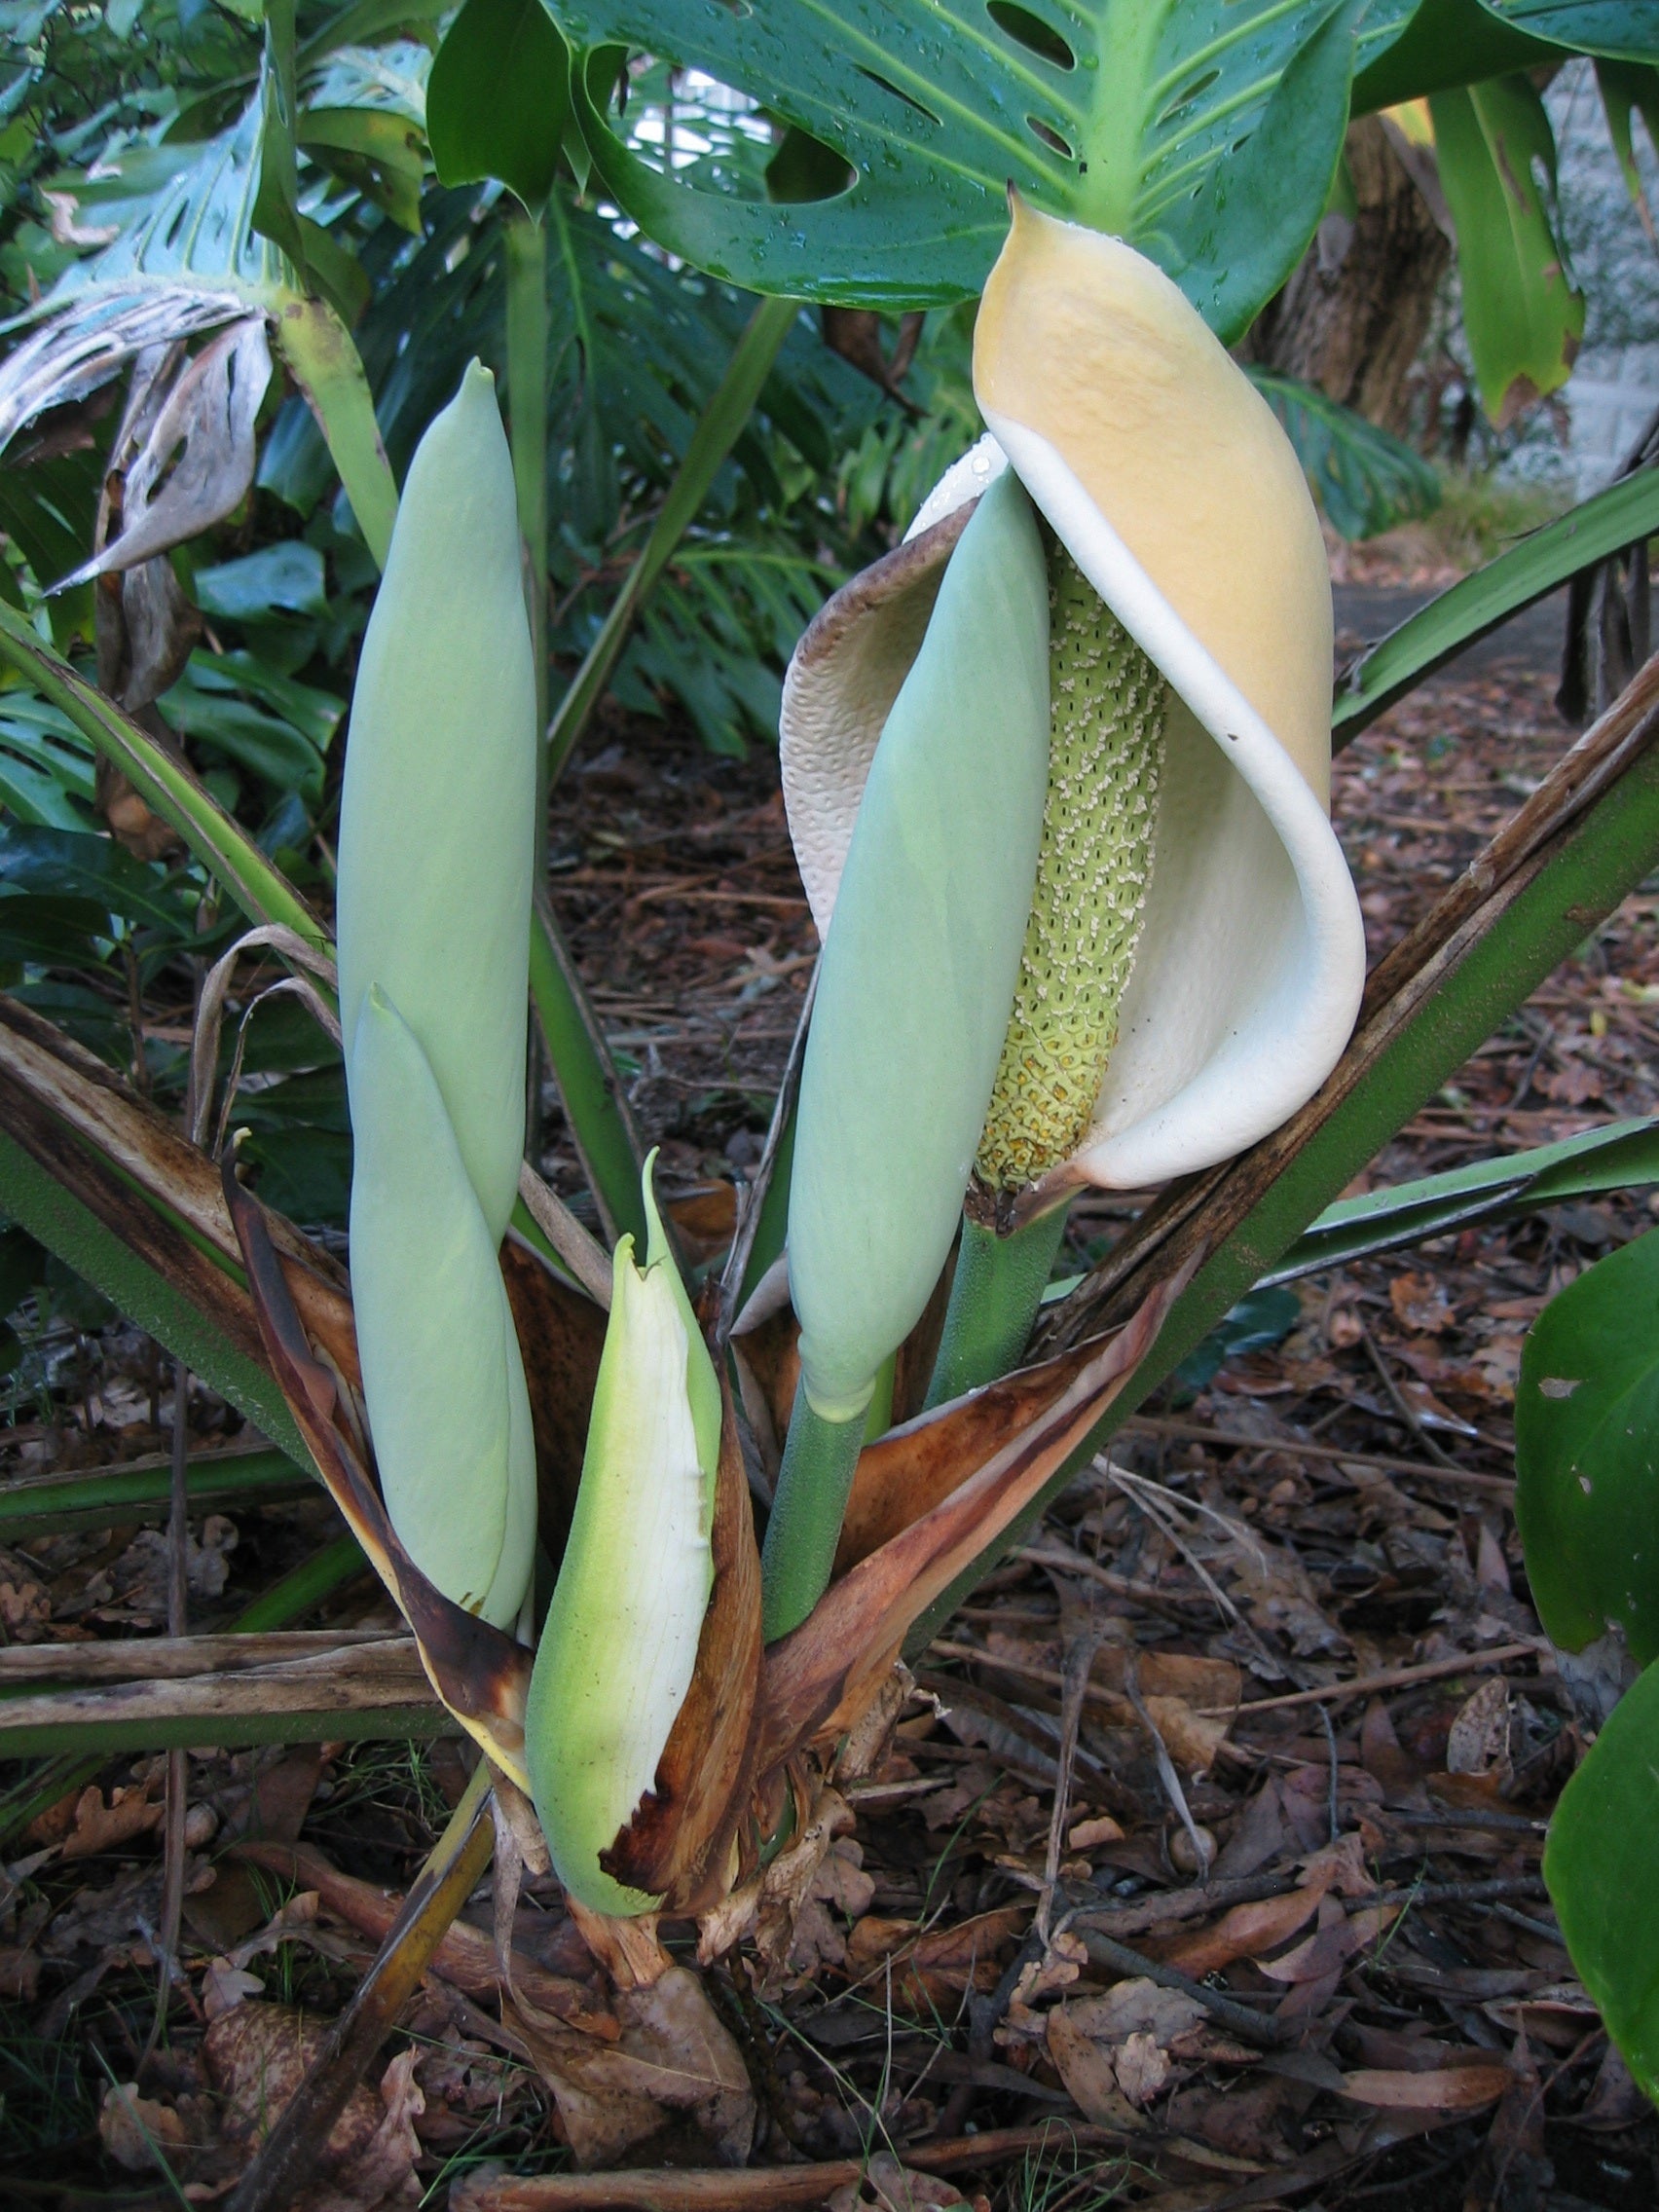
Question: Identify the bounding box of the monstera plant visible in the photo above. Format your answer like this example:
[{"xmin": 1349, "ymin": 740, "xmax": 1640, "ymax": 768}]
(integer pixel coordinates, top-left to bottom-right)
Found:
[{"xmin": 7, "ymin": 0, "xmax": 1659, "ymax": 2192}]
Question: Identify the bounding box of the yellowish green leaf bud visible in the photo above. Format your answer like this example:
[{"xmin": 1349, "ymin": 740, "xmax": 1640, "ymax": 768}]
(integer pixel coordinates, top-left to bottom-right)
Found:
[{"xmin": 526, "ymin": 1160, "xmax": 719, "ymax": 1915}]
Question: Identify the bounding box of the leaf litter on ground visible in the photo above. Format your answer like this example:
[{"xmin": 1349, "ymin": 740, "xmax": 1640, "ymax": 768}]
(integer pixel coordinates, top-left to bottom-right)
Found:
[{"xmin": 2, "ymin": 630, "xmax": 1659, "ymax": 2206}]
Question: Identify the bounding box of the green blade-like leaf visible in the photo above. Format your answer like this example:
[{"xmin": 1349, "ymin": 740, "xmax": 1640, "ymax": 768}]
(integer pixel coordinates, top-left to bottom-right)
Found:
[
  {"xmin": 1429, "ymin": 77, "xmax": 1584, "ymax": 425},
  {"xmin": 1266, "ymin": 1118, "xmax": 1659, "ymax": 1281},
  {"xmin": 1516, "ymin": 1228, "xmax": 1659, "ymax": 1662},
  {"xmin": 0, "ymin": 605, "xmax": 330, "ymax": 961},
  {"xmin": 427, "ymin": 0, "xmax": 574, "ymax": 217},
  {"xmin": 1333, "ymin": 463, "xmax": 1659, "ymax": 738},
  {"xmin": 1249, "ymin": 367, "xmax": 1441, "ymax": 541},
  {"xmin": 551, "ymin": 0, "xmax": 1397, "ymax": 332},
  {"xmin": 1546, "ymin": 1657, "xmax": 1659, "ymax": 2105}
]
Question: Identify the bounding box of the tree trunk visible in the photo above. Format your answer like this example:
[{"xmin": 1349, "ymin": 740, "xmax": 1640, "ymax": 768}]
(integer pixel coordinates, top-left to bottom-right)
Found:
[{"xmin": 1246, "ymin": 116, "xmax": 1453, "ymax": 435}]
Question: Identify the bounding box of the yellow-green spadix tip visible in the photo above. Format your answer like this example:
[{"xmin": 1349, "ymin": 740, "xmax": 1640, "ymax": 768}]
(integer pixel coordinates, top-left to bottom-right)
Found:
[{"xmin": 976, "ymin": 546, "xmax": 1167, "ymax": 1193}]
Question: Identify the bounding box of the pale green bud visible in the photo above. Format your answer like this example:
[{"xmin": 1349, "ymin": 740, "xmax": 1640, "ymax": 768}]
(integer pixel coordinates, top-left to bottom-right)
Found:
[
  {"xmin": 348, "ymin": 986, "xmax": 536, "ymax": 1629},
  {"xmin": 336, "ymin": 359, "xmax": 536, "ymax": 1244},
  {"xmin": 526, "ymin": 1161, "xmax": 720, "ymax": 1915},
  {"xmin": 786, "ymin": 468, "xmax": 1051, "ymax": 1420}
]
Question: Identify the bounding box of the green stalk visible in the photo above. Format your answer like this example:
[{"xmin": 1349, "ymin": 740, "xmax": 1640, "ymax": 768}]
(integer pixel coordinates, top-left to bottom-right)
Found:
[
  {"xmin": 0, "ymin": 1444, "xmax": 307, "ymax": 1540},
  {"xmin": 545, "ymin": 288, "xmax": 799, "ymax": 788},
  {"xmin": 906, "ymin": 696, "xmax": 1659, "ymax": 1652},
  {"xmin": 0, "ymin": 604, "xmax": 329, "ymax": 962},
  {"xmin": 230, "ymin": 1532, "xmax": 367, "ymax": 1632},
  {"xmin": 924, "ymin": 1200, "xmax": 1072, "ymax": 1410},
  {"xmin": 528, "ymin": 889, "xmax": 650, "ymax": 1251},
  {"xmin": 505, "ymin": 209, "xmax": 550, "ymax": 745},
  {"xmin": 272, "ymin": 298, "xmax": 400, "ymax": 571},
  {"xmin": 0, "ymin": 1533, "xmax": 370, "ymax": 1841},
  {"xmin": 760, "ymin": 1382, "xmax": 866, "ymax": 1641}
]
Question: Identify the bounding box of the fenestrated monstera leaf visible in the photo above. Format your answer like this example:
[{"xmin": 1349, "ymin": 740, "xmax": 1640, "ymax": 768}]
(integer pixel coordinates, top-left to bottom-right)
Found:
[{"xmin": 550, "ymin": 0, "xmax": 1422, "ymax": 336}]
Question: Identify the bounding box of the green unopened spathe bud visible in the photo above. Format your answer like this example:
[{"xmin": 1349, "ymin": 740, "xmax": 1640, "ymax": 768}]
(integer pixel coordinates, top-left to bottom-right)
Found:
[
  {"xmin": 349, "ymin": 985, "xmax": 536, "ymax": 1629},
  {"xmin": 786, "ymin": 468, "xmax": 1051, "ymax": 1423},
  {"xmin": 336, "ymin": 358, "xmax": 535, "ymax": 1245},
  {"xmin": 526, "ymin": 1161, "xmax": 720, "ymax": 1916}
]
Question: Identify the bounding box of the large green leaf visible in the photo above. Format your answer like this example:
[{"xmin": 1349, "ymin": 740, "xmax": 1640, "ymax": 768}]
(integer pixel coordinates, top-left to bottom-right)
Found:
[
  {"xmin": 550, "ymin": 0, "xmax": 1395, "ymax": 333},
  {"xmin": 427, "ymin": 0, "xmax": 574, "ymax": 217},
  {"xmin": 1268, "ymin": 1119, "xmax": 1659, "ymax": 1281},
  {"xmin": 1429, "ymin": 77, "xmax": 1584, "ymax": 425},
  {"xmin": 1333, "ymin": 461, "xmax": 1659, "ymax": 737},
  {"xmin": 1516, "ymin": 1229, "xmax": 1659, "ymax": 1663},
  {"xmin": 1482, "ymin": 0, "xmax": 1659, "ymax": 61},
  {"xmin": 1546, "ymin": 1657, "xmax": 1659, "ymax": 2106},
  {"xmin": 1249, "ymin": 368, "xmax": 1441, "ymax": 540}
]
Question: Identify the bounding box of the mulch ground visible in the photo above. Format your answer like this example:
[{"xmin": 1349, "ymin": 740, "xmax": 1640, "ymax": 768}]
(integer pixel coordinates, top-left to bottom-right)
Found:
[{"xmin": 1, "ymin": 619, "xmax": 1656, "ymax": 2209}]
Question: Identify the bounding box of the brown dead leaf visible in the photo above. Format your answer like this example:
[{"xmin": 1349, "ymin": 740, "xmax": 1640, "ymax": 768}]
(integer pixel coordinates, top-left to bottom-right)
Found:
[
  {"xmin": 1339, "ymin": 2063, "xmax": 1509, "ymax": 2110},
  {"xmin": 1045, "ymin": 2004, "xmax": 1144, "ymax": 2129},
  {"xmin": 1389, "ymin": 1271, "xmax": 1455, "ymax": 1334},
  {"xmin": 99, "ymin": 2082, "xmax": 191, "ymax": 2175},
  {"xmin": 1160, "ymin": 1887, "xmax": 1325, "ymax": 1979},
  {"xmin": 505, "ymin": 1963, "xmax": 754, "ymax": 2171},
  {"xmin": 1447, "ymin": 1678, "xmax": 1512, "ymax": 1778}
]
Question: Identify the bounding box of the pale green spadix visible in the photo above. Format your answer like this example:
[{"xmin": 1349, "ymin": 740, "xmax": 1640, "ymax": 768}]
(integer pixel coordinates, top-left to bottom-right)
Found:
[
  {"xmin": 336, "ymin": 359, "xmax": 535, "ymax": 1245},
  {"xmin": 526, "ymin": 1159, "xmax": 720, "ymax": 1916},
  {"xmin": 348, "ymin": 986, "xmax": 536, "ymax": 1629},
  {"xmin": 786, "ymin": 467, "xmax": 1051, "ymax": 1424}
]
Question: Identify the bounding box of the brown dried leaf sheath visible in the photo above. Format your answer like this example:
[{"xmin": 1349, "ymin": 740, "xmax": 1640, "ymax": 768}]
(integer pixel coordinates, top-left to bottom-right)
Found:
[
  {"xmin": 226, "ymin": 1155, "xmax": 534, "ymax": 1784},
  {"xmin": 756, "ymin": 1263, "xmax": 1191, "ymax": 1772},
  {"xmin": 0, "ymin": 993, "xmax": 355, "ymax": 1388}
]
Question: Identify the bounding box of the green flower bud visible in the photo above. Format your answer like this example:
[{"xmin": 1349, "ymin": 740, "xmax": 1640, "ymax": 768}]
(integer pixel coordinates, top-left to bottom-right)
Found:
[
  {"xmin": 348, "ymin": 985, "xmax": 536, "ymax": 1629},
  {"xmin": 526, "ymin": 1161, "xmax": 721, "ymax": 1915},
  {"xmin": 786, "ymin": 468, "xmax": 1051, "ymax": 1421},
  {"xmin": 336, "ymin": 359, "xmax": 535, "ymax": 1245}
]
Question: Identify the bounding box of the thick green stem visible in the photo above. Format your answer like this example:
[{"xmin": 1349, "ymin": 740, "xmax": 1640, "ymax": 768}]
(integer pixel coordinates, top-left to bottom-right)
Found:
[
  {"xmin": 760, "ymin": 1382, "xmax": 866, "ymax": 1641},
  {"xmin": 545, "ymin": 290, "xmax": 799, "ymax": 789},
  {"xmin": 925, "ymin": 1200, "xmax": 1072, "ymax": 1410},
  {"xmin": 528, "ymin": 889, "xmax": 651, "ymax": 1252},
  {"xmin": 505, "ymin": 210, "xmax": 550, "ymax": 763}
]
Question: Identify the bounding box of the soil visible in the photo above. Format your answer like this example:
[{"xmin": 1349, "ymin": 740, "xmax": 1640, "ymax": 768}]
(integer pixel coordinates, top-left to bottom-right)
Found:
[{"xmin": 1, "ymin": 582, "xmax": 1657, "ymax": 2209}]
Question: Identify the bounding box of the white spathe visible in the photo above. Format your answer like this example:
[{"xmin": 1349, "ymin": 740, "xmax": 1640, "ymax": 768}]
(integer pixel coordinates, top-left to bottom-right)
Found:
[{"xmin": 779, "ymin": 202, "xmax": 1366, "ymax": 1196}]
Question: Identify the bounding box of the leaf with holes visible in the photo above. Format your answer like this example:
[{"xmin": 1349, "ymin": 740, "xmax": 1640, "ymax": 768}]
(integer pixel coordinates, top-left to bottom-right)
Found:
[
  {"xmin": 550, "ymin": 0, "xmax": 1418, "ymax": 334},
  {"xmin": 1516, "ymin": 1228, "xmax": 1659, "ymax": 1666}
]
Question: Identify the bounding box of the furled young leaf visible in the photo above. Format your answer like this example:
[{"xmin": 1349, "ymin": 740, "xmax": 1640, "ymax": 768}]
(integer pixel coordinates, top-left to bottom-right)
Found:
[
  {"xmin": 550, "ymin": 0, "xmax": 1397, "ymax": 334},
  {"xmin": 1546, "ymin": 1655, "xmax": 1659, "ymax": 2105},
  {"xmin": 1428, "ymin": 76, "xmax": 1585, "ymax": 424},
  {"xmin": 1248, "ymin": 368, "xmax": 1440, "ymax": 540},
  {"xmin": 427, "ymin": 0, "xmax": 574, "ymax": 217},
  {"xmin": 1516, "ymin": 1229, "xmax": 1659, "ymax": 1665}
]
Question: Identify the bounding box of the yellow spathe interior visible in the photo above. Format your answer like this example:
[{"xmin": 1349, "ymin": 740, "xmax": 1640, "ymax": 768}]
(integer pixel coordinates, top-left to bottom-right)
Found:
[{"xmin": 975, "ymin": 199, "xmax": 1333, "ymax": 807}]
